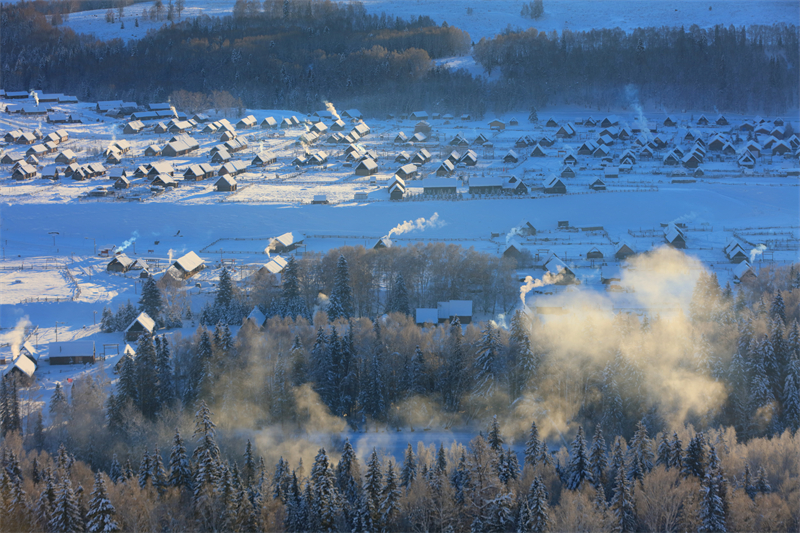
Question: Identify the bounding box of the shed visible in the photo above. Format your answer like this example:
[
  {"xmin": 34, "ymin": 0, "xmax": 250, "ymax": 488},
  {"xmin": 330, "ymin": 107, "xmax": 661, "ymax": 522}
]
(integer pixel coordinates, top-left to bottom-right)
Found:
[
  {"xmin": 48, "ymin": 341, "xmax": 96, "ymax": 365},
  {"xmin": 247, "ymin": 307, "xmax": 267, "ymax": 327}
]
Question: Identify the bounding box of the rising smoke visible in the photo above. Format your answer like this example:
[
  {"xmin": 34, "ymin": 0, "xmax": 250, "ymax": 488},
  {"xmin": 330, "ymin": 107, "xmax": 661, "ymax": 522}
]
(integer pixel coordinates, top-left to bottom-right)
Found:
[
  {"xmin": 9, "ymin": 317, "xmax": 31, "ymax": 361},
  {"xmin": 385, "ymin": 212, "xmax": 445, "ymax": 240},
  {"xmin": 117, "ymin": 231, "xmax": 139, "ymax": 253},
  {"xmin": 750, "ymin": 244, "xmax": 767, "ymax": 262},
  {"xmin": 324, "ymin": 101, "xmax": 340, "ymax": 121}
]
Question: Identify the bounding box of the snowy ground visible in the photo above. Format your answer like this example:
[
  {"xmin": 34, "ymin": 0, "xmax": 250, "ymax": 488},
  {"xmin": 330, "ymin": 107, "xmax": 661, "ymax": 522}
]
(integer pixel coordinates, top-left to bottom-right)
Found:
[
  {"xmin": 55, "ymin": 0, "xmax": 800, "ymax": 46},
  {"xmin": 1, "ymin": 99, "xmax": 798, "ymax": 430}
]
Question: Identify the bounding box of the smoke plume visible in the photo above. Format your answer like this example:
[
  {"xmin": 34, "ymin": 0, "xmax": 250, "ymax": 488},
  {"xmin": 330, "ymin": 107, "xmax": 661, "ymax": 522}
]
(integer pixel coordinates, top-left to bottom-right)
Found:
[
  {"xmin": 519, "ymin": 272, "xmax": 566, "ymax": 307},
  {"xmin": 117, "ymin": 231, "xmax": 139, "ymax": 253},
  {"xmin": 30, "ymin": 90, "xmax": 39, "ymax": 107},
  {"xmin": 386, "ymin": 212, "xmax": 444, "ymax": 239},
  {"xmin": 324, "ymin": 101, "xmax": 340, "ymax": 121},
  {"xmin": 750, "ymin": 244, "xmax": 766, "ymax": 262},
  {"xmin": 168, "ymin": 249, "xmax": 174, "ymax": 264},
  {"xmin": 9, "ymin": 317, "xmax": 31, "ymax": 360}
]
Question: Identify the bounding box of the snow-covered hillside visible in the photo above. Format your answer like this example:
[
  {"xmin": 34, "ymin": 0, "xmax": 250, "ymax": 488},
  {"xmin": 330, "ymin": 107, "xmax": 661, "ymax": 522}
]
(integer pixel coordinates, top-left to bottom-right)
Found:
[{"xmin": 57, "ymin": 0, "xmax": 800, "ymax": 45}]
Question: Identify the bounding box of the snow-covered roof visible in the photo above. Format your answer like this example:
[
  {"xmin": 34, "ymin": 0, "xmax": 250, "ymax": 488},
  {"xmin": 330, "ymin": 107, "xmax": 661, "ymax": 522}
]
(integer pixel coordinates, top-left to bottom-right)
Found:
[
  {"xmin": 48, "ymin": 341, "xmax": 95, "ymax": 358},
  {"xmin": 263, "ymin": 256, "xmax": 289, "ymax": 274},
  {"xmin": 174, "ymin": 251, "xmax": 204, "ymax": 272},
  {"xmin": 733, "ymin": 261, "xmax": 755, "ymax": 280},
  {"xmin": 416, "ymin": 308, "xmax": 439, "ymax": 324},
  {"xmin": 126, "ymin": 312, "xmax": 155, "ymax": 334},
  {"xmin": 247, "ymin": 307, "xmax": 266, "ymax": 326},
  {"xmin": 7, "ymin": 355, "xmax": 35, "ymax": 378},
  {"xmin": 275, "ymin": 233, "xmax": 296, "ymax": 247}
]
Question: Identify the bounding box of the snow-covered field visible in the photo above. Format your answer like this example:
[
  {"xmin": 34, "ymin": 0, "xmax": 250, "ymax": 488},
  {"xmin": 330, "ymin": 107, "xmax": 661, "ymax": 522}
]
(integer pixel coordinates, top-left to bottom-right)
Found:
[
  {"xmin": 1, "ymin": 96, "xmax": 798, "ymax": 423},
  {"xmin": 56, "ymin": 0, "xmax": 800, "ymax": 46}
]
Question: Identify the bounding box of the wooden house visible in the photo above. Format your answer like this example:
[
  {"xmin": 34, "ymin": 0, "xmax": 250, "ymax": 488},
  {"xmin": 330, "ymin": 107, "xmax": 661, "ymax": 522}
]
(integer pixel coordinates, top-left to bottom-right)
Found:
[
  {"xmin": 590, "ymin": 178, "xmax": 606, "ymax": 190},
  {"xmin": 586, "ymin": 247, "xmax": 604, "ymax": 259},
  {"xmin": 236, "ymin": 115, "xmax": 257, "ymax": 129},
  {"xmin": 733, "ymin": 261, "xmax": 757, "ymax": 283},
  {"xmin": 577, "ymin": 141, "xmax": 598, "ymax": 155},
  {"xmin": 436, "ymin": 160, "xmax": 455, "ymax": 176},
  {"xmin": 114, "ymin": 177, "xmax": 131, "ymax": 189},
  {"xmin": 355, "ymin": 158, "xmax": 379, "ymax": 176},
  {"xmin": 715, "ymin": 115, "xmax": 728, "ymax": 126},
  {"xmin": 543, "ymin": 175, "xmax": 566, "ymax": 194},
  {"xmin": 252, "ymin": 152, "xmax": 277, "ymax": 166},
  {"xmin": 125, "ymin": 312, "xmax": 156, "ymax": 341},
  {"xmin": 144, "ymin": 145, "xmax": 162, "ymax": 157},
  {"xmin": 663, "ymin": 116, "xmax": 677, "ymax": 127},
  {"xmin": 488, "ymin": 120, "xmax": 506, "ymax": 131},
  {"xmin": 697, "ymin": 115, "xmax": 709, "ymax": 125},
  {"xmin": 396, "ymin": 164, "xmax": 418, "ymax": 180},
  {"xmin": 388, "ymin": 176, "xmax": 406, "ymax": 200},
  {"xmin": 183, "ymin": 163, "xmax": 215, "ymax": 181},
  {"xmin": 219, "ymin": 161, "xmax": 248, "ymax": 176},
  {"xmin": 172, "ymin": 252, "xmax": 204, "ymax": 279},
  {"xmin": 48, "ymin": 341, "xmax": 95, "ymax": 365},
  {"xmin": 414, "ymin": 121, "xmax": 431, "ymax": 134},
  {"xmin": 420, "ymin": 178, "xmax": 457, "ymax": 196},
  {"xmin": 530, "ymin": 144, "xmax": 548, "ymax": 157},
  {"xmin": 12, "ymin": 163, "xmax": 37, "ymax": 180},
  {"xmin": 212, "ymin": 149, "xmax": 231, "ymax": 163},
  {"xmin": 411, "ymin": 149, "xmax": 431, "ymax": 165},
  {"xmin": 152, "ymin": 175, "xmax": 178, "ymax": 188},
  {"xmin": 615, "ymin": 241, "xmax": 636, "ymax": 259},
  {"xmin": 395, "ymin": 151, "xmax": 411, "ymax": 163},
  {"xmin": 260, "ymin": 116, "xmax": 278, "ymax": 129},
  {"xmin": 394, "ymin": 132, "xmax": 409, "ymax": 143},
  {"xmin": 107, "ymin": 253, "xmax": 135, "ymax": 273},
  {"xmin": 504, "ymin": 150, "xmax": 520, "ymax": 164},
  {"xmin": 664, "ymin": 225, "xmax": 686, "ymax": 248},
  {"xmin": 215, "ymin": 175, "xmax": 238, "ymax": 191},
  {"xmin": 560, "ymin": 165, "xmax": 576, "ymax": 178}
]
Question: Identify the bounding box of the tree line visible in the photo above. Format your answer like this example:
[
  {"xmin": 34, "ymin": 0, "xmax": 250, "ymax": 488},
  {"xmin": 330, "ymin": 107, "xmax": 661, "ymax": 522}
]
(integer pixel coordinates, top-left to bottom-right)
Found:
[{"xmin": 474, "ymin": 23, "xmax": 799, "ymax": 115}]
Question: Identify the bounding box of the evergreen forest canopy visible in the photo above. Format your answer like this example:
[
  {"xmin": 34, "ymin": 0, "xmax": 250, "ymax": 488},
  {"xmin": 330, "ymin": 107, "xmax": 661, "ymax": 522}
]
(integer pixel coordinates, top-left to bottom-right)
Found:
[
  {"xmin": 1, "ymin": 0, "xmax": 798, "ymax": 115},
  {"xmin": 1, "ymin": 246, "xmax": 799, "ymax": 532}
]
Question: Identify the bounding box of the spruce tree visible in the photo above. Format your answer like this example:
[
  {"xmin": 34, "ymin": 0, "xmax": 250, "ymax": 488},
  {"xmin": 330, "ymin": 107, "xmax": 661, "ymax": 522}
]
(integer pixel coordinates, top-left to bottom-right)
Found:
[
  {"xmin": 626, "ymin": 420, "xmax": 655, "ymax": 483},
  {"xmin": 519, "ymin": 475, "xmax": 549, "ymax": 533},
  {"xmin": 309, "ymin": 448, "xmax": 339, "ymax": 531},
  {"xmin": 169, "ymin": 428, "xmax": 193, "ymax": 490},
  {"xmin": 214, "ymin": 267, "xmax": 235, "ymax": 319},
  {"xmin": 756, "ymin": 466, "xmax": 771, "ymax": 494},
  {"xmin": 770, "ymin": 292, "xmax": 786, "ymax": 326},
  {"xmin": 138, "ymin": 276, "xmax": 164, "ymax": 324},
  {"xmin": 609, "ymin": 455, "xmax": 636, "ymax": 533},
  {"xmin": 49, "ymin": 475, "xmax": 83, "ymax": 533},
  {"xmin": 363, "ymin": 448, "xmax": 383, "ymax": 528},
  {"xmin": 151, "ymin": 448, "xmax": 168, "ymax": 497},
  {"xmin": 328, "ymin": 255, "xmax": 354, "ymax": 320},
  {"xmin": 487, "ymin": 415, "xmax": 504, "ymax": 451},
  {"xmin": 242, "ymin": 439, "xmax": 256, "ymax": 487},
  {"xmin": 443, "ymin": 317, "xmax": 468, "ymax": 412},
  {"xmin": 50, "ymin": 382, "xmax": 70, "ymax": 422},
  {"xmin": 566, "ymin": 426, "xmax": 593, "ymax": 490},
  {"xmin": 138, "ymin": 447, "xmax": 151, "ymax": 489},
  {"xmin": 525, "ymin": 420, "xmax": 547, "ymax": 468},
  {"xmin": 742, "ymin": 463, "xmax": 756, "ymax": 499},
  {"xmin": 135, "ymin": 331, "xmax": 159, "ymax": 419},
  {"xmin": 86, "ymin": 473, "xmax": 120, "ymax": 532},
  {"xmin": 109, "ymin": 456, "xmax": 122, "ymax": 484},
  {"xmin": 386, "ymin": 273, "xmax": 410, "ymax": 315},
  {"xmin": 400, "ymin": 444, "xmax": 417, "ymax": 489},
  {"xmin": 485, "ymin": 491, "xmax": 515, "ymax": 532},
  {"xmin": 509, "ymin": 310, "xmax": 538, "ymax": 398},
  {"xmin": 335, "ymin": 439, "xmax": 360, "ymax": 513},
  {"xmin": 589, "ymin": 424, "xmax": 608, "ymax": 489},
  {"xmin": 698, "ymin": 444, "xmax": 727, "ymax": 533},
  {"xmin": 683, "ymin": 433, "xmax": 706, "ymax": 479},
  {"xmin": 156, "ymin": 336, "xmax": 176, "ymax": 409},
  {"xmin": 474, "ymin": 322, "xmax": 501, "ymax": 398},
  {"xmin": 379, "ymin": 460, "xmax": 401, "ymax": 528}
]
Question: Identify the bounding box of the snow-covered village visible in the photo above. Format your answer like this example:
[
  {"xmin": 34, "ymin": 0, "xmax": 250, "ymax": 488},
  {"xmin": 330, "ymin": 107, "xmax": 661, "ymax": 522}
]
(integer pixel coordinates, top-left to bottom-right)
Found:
[{"xmin": 0, "ymin": 0, "xmax": 799, "ymax": 531}]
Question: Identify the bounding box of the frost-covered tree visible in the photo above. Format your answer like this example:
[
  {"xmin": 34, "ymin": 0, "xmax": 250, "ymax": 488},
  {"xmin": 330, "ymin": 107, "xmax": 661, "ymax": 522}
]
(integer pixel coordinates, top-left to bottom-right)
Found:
[
  {"xmin": 328, "ymin": 255, "xmax": 354, "ymax": 320},
  {"xmin": 518, "ymin": 475, "xmax": 548, "ymax": 533},
  {"xmin": 49, "ymin": 475, "xmax": 83, "ymax": 533},
  {"xmin": 400, "ymin": 444, "xmax": 416, "ymax": 489},
  {"xmin": 386, "ymin": 273, "xmax": 410, "ymax": 316},
  {"xmin": 589, "ymin": 424, "xmax": 608, "ymax": 489},
  {"xmin": 509, "ymin": 310, "xmax": 538, "ymax": 398},
  {"xmin": 626, "ymin": 420, "xmax": 654, "ymax": 483},
  {"xmin": 488, "ymin": 415, "xmax": 504, "ymax": 451},
  {"xmin": 363, "ymin": 448, "xmax": 383, "ymax": 528},
  {"xmin": 169, "ymin": 428, "xmax": 192, "ymax": 491},
  {"xmin": 474, "ymin": 322, "xmax": 502, "ymax": 398},
  {"xmin": 138, "ymin": 276, "xmax": 164, "ymax": 323},
  {"xmin": 610, "ymin": 455, "xmax": 636, "ymax": 533},
  {"xmin": 281, "ymin": 257, "xmax": 309, "ymax": 319},
  {"xmin": 86, "ymin": 473, "xmax": 119, "ymax": 533},
  {"xmin": 566, "ymin": 426, "xmax": 593, "ymax": 490},
  {"xmin": 442, "ymin": 317, "xmax": 469, "ymax": 412},
  {"xmin": 379, "ymin": 460, "xmax": 401, "ymax": 528},
  {"xmin": 525, "ymin": 420, "xmax": 549, "ymax": 467},
  {"xmin": 698, "ymin": 444, "xmax": 727, "ymax": 533},
  {"xmin": 683, "ymin": 432, "xmax": 706, "ymax": 479},
  {"xmin": 309, "ymin": 448, "xmax": 339, "ymax": 531}
]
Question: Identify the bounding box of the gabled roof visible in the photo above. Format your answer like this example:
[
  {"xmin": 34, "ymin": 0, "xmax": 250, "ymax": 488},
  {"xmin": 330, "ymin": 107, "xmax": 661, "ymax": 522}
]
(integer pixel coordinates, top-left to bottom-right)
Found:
[
  {"xmin": 126, "ymin": 312, "xmax": 155, "ymax": 334},
  {"xmin": 733, "ymin": 261, "xmax": 756, "ymax": 280},
  {"xmin": 247, "ymin": 307, "xmax": 266, "ymax": 326},
  {"xmin": 174, "ymin": 251, "xmax": 204, "ymax": 272}
]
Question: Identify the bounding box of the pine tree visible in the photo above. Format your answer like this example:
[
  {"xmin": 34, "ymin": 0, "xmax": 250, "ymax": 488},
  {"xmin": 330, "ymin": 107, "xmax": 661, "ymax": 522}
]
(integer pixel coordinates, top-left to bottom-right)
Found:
[
  {"xmin": 683, "ymin": 433, "xmax": 706, "ymax": 479},
  {"xmin": 386, "ymin": 273, "xmax": 410, "ymax": 315},
  {"xmin": 334, "ymin": 439, "xmax": 360, "ymax": 513},
  {"xmin": 609, "ymin": 455, "xmax": 636, "ymax": 533},
  {"xmin": 525, "ymin": 420, "xmax": 548, "ymax": 468},
  {"xmin": 783, "ymin": 370, "xmax": 800, "ymax": 432},
  {"xmin": 138, "ymin": 447, "xmax": 152, "ymax": 489},
  {"xmin": 138, "ymin": 277, "xmax": 164, "ymax": 324},
  {"xmin": 109, "ymin": 456, "xmax": 122, "ymax": 484},
  {"xmin": 626, "ymin": 420, "xmax": 654, "ymax": 483},
  {"xmin": 86, "ymin": 473, "xmax": 120, "ymax": 532},
  {"xmin": 214, "ymin": 267, "xmax": 235, "ymax": 319},
  {"xmin": 242, "ymin": 439, "xmax": 256, "ymax": 487},
  {"xmin": 400, "ymin": 443, "xmax": 417, "ymax": 490},
  {"xmin": 193, "ymin": 329, "xmax": 215, "ymax": 404},
  {"xmin": 192, "ymin": 401, "xmax": 220, "ymax": 516},
  {"xmin": 135, "ymin": 331, "xmax": 159, "ymax": 419},
  {"xmin": 50, "ymin": 382, "xmax": 70, "ymax": 422},
  {"xmin": 589, "ymin": 424, "xmax": 608, "ymax": 488},
  {"xmin": 566, "ymin": 426, "xmax": 594, "ymax": 490},
  {"xmin": 35, "ymin": 469, "xmax": 55, "ymax": 530},
  {"xmin": 169, "ymin": 428, "xmax": 193, "ymax": 491},
  {"xmin": 379, "ymin": 460, "xmax": 401, "ymax": 528},
  {"xmin": 116, "ymin": 354, "xmax": 137, "ymax": 409},
  {"xmin": 509, "ymin": 310, "xmax": 538, "ymax": 398},
  {"xmin": 151, "ymin": 448, "xmax": 168, "ymax": 497},
  {"xmin": 698, "ymin": 444, "xmax": 727, "ymax": 533},
  {"xmin": 363, "ymin": 448, "xmax": 383, "ymax": 529},
  {"xmin": 284, "ymin": 472, "xmax": 305, "ymax": 532},
  {"xmin": 656, "ymin": 433, "xmax": 670, "ymax": 469},
  {"xmin": 100, "ymin": 307, "xmax": 115, "ymax": 333},
  {"xmin": 742, "ymin": 463, "xmax": 756, "ymax": 499},
  {"xmin": 309, "ymin": 448, "xmax": 339, "ymax": 531},
  {"xmin": 273, "ymin": 457, "xmax": 291, "ymax": 502},
  {"xmin": 156, "ymin": 336, "xmax": 176, "ymax": 409},
  {"xmin": 519, "ymin": 476, "xmax": 549, "ymax": 533},
  {"xmin": 49, "ymin": 475, "xmax": 83, "ymax": 533},
  {"xmin": 770, "ymin": 292, "xmax": 786, "ymax": 326},
  {"xmin": 281, "ymin": 257, "xmax": 308, "ymax": 319},
  {"xmin": 435, "ymin": 443, "xmax": 448, "ymax": 477},
  {"xmin": 474, "ymin": 322, "xmax": 501, "ymax": 398},
  {"xmin": 756, "ymin": 466, "xmax": 771, "ymax": 494},
  {"xmin": 406, "ymin": 346, "xmax": 426, "ymax": 397},
  {"xmin": 443, "ymin": 317, "xmax": 468, "ymax": 412},
  {"xmin": 485, "ymin": 490, "xmax": 515, "ymax": 532},
  {"xmin": 328, "ymin": 255, "xmax": 354, "ymax": 320},
  {"xmin": 450, "ymin": 450, "xmax": 470, "ymax": 506}
]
